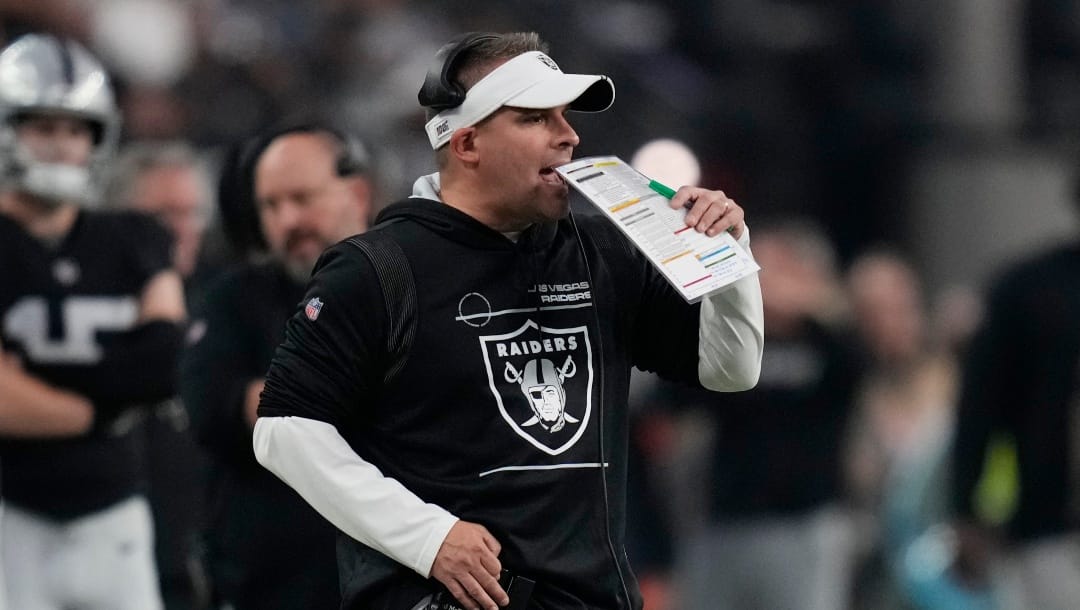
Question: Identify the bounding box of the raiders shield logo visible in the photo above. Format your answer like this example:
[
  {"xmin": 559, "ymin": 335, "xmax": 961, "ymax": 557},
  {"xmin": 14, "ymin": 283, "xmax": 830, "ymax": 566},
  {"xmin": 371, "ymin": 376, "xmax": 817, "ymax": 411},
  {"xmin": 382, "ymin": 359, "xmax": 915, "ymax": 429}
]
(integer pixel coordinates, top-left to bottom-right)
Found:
[{"xmin": 480, "ymin": 319, "xmax": 593, "ymax": 455}]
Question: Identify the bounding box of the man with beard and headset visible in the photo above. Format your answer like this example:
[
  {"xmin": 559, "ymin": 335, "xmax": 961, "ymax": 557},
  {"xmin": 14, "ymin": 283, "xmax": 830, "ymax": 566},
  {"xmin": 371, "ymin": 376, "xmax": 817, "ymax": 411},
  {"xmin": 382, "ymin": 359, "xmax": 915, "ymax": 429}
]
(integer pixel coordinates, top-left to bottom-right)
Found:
[
  {"xmin": 179, "ymin": 122, "xmax": 374, "ymax": 610},
  {"xmin": 253, "ymin": 31, "xmax": 764, "ymax": 610},
  {"xmin": 0, "ymin": 34, "xmax": 186, "ymax": 610}
]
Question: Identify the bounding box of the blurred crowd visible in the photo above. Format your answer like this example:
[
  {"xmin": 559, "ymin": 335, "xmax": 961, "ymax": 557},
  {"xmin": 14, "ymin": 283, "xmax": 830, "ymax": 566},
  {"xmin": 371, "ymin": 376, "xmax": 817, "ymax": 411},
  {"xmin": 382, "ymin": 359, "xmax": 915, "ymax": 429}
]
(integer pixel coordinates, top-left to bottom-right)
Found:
[
  {"xmin": 2, "ymin": 0, "xmax": 1080, "ymax": 609},
  {"xmin": 6, "ymin": 0, "xmax": 1078, "ymax": 253}
]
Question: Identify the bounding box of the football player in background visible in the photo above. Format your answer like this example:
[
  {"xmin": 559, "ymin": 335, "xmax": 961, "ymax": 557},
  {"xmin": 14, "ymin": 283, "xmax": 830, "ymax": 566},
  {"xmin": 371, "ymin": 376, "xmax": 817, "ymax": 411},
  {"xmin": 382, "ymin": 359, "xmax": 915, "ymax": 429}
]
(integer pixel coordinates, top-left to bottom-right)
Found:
[{"xmin": 0, "ymin": 34, "xmax": 185, "ymax": 610}]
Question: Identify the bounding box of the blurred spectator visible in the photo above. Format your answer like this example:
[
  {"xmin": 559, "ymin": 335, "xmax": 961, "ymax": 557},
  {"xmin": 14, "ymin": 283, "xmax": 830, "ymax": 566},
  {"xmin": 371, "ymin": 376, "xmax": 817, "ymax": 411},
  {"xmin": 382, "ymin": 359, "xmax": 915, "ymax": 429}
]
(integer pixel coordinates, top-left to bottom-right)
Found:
[
  {"xmin": 658, "ymin": 218, "xmax": 862, "ymax": 610},
  {"xmin": 842, "ymin": 250, "xmax": 990, "ymax": 610},
  {"xmin": 106, "ymin": 141, "xmax": 217, "ymax": 298},
  {"xmin": 845, "ymin": 250, "xmax": 956, "ymax": 513},
  {"xmin": 0, "ymin": 34, "xmax": 186, "ymax": 610},
  {"xmin": 845, "ymin": 250, "xmax": 956, "ymax": 512},
  {"xmin": 106, "ymin": 140, "xmax": 219, "ymax": 610},
  {"xmin": 179, "ymin": 123, "xmax": 372, "ymax": 610},
  {"xmin": 951, "ymin": 188, "xmax": 1080, "ymax": 609}
]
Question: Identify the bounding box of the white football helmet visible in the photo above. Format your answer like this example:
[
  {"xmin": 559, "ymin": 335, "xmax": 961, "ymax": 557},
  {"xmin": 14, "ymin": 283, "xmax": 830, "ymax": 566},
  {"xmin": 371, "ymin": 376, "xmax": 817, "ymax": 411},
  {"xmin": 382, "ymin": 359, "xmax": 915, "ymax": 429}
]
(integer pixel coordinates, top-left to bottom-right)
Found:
[{"xmin": 0, "ymin": 34, "xmax": 121, "ymax": 206}]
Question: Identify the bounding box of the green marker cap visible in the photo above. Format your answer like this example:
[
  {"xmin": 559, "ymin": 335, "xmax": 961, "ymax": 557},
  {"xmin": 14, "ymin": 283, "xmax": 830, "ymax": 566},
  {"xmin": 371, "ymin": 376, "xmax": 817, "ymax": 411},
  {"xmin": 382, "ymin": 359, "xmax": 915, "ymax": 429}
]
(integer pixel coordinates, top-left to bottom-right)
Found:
[{"xmin": 648, "ymin": 180, "xmax": 676, "ymax": 199}]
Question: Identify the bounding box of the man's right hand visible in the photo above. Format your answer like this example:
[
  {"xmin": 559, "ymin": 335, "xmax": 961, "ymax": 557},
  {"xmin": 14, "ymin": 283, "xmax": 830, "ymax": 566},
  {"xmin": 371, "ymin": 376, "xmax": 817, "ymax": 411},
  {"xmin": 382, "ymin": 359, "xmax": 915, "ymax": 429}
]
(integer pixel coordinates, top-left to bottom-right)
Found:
[{"xmin": 430, "ymin": 520, "xmax": 509, "ymax": 610}]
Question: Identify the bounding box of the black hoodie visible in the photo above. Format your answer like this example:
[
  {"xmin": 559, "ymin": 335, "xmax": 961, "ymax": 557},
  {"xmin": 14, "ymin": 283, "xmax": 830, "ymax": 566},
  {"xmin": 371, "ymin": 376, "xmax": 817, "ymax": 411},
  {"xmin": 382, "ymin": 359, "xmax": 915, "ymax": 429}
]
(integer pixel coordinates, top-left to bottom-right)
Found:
[{"xmin": 260, "ymin": 197, "xmax": 704, "ymax": 609}]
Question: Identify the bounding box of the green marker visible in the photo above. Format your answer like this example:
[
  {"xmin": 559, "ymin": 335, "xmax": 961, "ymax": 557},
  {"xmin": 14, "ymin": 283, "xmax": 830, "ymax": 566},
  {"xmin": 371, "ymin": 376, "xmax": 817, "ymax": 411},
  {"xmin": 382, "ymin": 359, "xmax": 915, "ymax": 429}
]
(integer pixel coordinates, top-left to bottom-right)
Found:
[{"xmin": 648, "ymin": 180, "xmax": 676, "ymax": 199}]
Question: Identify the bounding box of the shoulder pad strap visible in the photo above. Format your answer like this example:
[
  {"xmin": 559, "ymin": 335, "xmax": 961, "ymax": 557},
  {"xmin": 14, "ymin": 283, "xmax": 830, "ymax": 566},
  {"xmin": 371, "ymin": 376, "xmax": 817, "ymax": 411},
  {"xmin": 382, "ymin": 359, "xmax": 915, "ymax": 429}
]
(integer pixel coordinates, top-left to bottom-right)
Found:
[{"xmin": 344, "ymin": 227, "xmax": 416, "ymax": 385}]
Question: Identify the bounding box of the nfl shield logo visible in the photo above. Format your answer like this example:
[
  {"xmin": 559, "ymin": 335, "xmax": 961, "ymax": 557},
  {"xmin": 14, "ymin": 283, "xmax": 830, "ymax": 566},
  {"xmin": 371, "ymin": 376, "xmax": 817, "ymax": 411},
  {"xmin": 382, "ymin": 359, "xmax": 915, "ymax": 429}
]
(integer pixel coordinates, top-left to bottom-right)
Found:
[{"xmin": 305, "ymin": 297, "xmax": 323, "ymax": 321}]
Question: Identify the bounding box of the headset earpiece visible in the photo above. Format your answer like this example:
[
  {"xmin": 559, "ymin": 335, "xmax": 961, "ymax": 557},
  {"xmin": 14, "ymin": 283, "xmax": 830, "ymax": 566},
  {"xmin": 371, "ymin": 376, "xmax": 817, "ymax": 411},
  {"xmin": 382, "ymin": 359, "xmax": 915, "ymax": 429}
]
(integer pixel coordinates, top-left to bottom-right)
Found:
[
  {"xmin": 418, "ymin": 32, "xmax": 499, "ymax": 111},
  {"xmin": 332, "ymin": 130, "xmax": 370, "ymax": 178}
]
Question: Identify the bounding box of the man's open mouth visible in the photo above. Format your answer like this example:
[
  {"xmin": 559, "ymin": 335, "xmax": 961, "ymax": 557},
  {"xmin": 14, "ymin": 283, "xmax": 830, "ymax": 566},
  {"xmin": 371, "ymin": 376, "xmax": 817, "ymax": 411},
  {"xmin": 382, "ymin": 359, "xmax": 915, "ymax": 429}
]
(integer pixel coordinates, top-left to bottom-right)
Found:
[{"xmin": 540, "ymin": 166, "xmax": 564, "ymax": 185}]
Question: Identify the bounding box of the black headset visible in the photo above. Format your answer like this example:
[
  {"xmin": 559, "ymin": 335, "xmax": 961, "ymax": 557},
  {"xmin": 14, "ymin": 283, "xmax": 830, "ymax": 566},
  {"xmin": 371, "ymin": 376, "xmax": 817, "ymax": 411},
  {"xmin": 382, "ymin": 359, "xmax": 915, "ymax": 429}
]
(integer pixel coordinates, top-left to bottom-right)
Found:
[
  {"xmin": 286, "ymin": 123, "xmax": 369, "ymax": 178},
  {"xmin": 243, "ymin": 121, "xmax": 370, "ymax": 180},
  {"xmin": 417, "ymin": 32, "xmax": 500, "ymax": 111},
  {"xmin": 327, "ymin": 127, "xmax": 371, "ymax": 178}
]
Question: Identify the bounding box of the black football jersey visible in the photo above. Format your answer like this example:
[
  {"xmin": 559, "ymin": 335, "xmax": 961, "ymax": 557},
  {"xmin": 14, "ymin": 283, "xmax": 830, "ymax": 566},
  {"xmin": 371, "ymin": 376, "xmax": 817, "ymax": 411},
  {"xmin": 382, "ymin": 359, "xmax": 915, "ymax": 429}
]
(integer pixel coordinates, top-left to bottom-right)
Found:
[{"xmin": 0, "ymin": 209, "xmax": 172, "ymax": 519}]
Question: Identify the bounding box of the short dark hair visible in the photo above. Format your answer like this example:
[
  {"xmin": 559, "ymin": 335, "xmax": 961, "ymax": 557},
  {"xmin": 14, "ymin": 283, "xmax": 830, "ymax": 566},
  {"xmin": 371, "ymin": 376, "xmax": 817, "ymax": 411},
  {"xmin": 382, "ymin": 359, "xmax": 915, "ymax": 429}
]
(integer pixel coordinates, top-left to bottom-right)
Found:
[{"xmin": 453, "ymin": 32, "xmax": 548, "ymax": 94}]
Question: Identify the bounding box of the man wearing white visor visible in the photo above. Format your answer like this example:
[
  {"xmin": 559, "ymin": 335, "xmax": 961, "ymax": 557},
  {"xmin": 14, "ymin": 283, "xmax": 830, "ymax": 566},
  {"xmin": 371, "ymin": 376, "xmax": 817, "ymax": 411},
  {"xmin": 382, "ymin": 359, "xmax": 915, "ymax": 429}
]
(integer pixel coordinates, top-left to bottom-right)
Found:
[{"xmin": 254, "ymin": 32, "xmax": 764, "ymax": 610}]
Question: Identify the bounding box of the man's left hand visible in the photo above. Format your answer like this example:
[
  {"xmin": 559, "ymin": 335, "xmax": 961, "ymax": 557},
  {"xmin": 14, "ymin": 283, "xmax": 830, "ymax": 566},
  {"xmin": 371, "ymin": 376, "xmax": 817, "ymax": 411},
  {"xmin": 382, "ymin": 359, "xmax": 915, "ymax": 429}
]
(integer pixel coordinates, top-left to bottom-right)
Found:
[{"xmin": 668, "ymin": 187, "xmax": 745, "ymax": 239}]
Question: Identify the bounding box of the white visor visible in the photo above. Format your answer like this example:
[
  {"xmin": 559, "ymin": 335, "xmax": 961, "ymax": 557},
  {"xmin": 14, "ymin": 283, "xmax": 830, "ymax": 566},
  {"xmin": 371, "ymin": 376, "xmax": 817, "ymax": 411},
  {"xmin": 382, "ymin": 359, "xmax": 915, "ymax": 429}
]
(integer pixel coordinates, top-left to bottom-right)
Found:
[{"xmin": 424, "ymin": 51, "xmax": 615, "ymax": 149}]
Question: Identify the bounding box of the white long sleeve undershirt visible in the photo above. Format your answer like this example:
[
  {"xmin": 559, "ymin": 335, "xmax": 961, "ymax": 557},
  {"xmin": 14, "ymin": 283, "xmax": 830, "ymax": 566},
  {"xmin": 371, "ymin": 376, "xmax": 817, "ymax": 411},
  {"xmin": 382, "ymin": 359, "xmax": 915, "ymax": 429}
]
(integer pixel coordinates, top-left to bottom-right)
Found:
[
  {"xmin": 254, "ymin": 225, "xmax": 763, "ymax": 578},
  {"xmin": 696, "ymin": 227, "xmax": 764, "ymax": 391},
  {"xmin": 253, "ymin": 416, "xmax": 458, "ymax": 577}
]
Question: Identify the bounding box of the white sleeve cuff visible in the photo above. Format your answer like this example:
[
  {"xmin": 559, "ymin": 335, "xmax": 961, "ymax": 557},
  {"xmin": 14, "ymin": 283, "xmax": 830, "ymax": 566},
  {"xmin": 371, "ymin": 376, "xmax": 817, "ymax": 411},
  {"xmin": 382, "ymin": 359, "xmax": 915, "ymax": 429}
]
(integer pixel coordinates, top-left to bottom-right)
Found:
[
  {"xmin": 253, "ymin": 416, "xmax": 458, "ymax": 577},
  {"xmin": 697, "ymin": 227, "xmax": 764, "ymax": 391}
]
